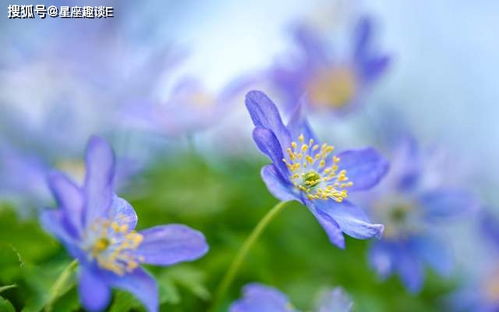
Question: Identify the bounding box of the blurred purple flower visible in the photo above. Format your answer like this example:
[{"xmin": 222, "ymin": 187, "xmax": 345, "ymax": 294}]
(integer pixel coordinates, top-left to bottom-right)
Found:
[
  {"xmin": 316, "ymin": 287, "xmax": 354, "ymax": 312},
  {"xmin": 367, "ymin": 138, "xmax": 479, "ymax": 292},
  {"xmin": 124, "ymin": 75, "xmax": 252, "ymax": 137},
  {"xmin": 0, "ymin": 142, "xmax": 49, "ymax": 214},
  {"xmin": 0, "ymin": 104, "xmax": 80, "ymax": 214},
  {"xmin": 0, "ymin": 7, "xmax": 179, "ymax": 200},
  {"xmin": 449, "ymin": 212, "xmax": 499, "ymax": 312},
  {"xmin": 40, "ymin": 136, "xmax": 208, "ymax": 312},
  {"xmin": 246, "ymin": 90, "xmax": 388, "ymax": 248},
  {"xmin": 230, "ymin": 283, "xmax": 352, "ymax": 312},
  {"xmin": 0, "ymin": 103, "xmax": 141, "ymax": 214},
  {"xmin": 270, "ymin": 16, "xmax": 390, "ymax": 115}
]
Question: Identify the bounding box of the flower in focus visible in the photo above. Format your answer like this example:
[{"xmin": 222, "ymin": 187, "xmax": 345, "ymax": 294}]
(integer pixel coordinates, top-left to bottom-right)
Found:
[
  {"xmin": 40, "ymin": 136, "xmax": 209, "ymax": 311},
  {"xmin": 270, "ymin": 16, "xmax": 390, "ymax": 115},
  {"xmin": 230, "ymin": 283, "xmax": 353, "ymax": 312},
  {"xmin": 246, "ymin": 90, "xmax": 388, "ymax": 248},
  {"xmin": 367, "ymin": 138, "xmax": 478, "ymax": 292}
]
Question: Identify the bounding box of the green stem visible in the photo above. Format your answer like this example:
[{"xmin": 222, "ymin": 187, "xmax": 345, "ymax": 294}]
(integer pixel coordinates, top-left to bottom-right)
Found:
[
  {"xmin": 0, "ymin": 284, "xmax": 16, "ymax": 293},
  {"xmin": 209, "ymin": 201, "xmax": 291, "ymax": 312},
  {"xmin": 44, "ymin": 260, "xmax": 78, "ymax": 312}
]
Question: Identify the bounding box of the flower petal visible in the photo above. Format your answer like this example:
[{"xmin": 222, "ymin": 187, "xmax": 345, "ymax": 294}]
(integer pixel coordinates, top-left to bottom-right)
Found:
[
  {"xmin": 371, "ymin": 241, "xmax": 424, "ymax": 292},
  {"xmin": 40, "ymin": 209, "xmax": 75, "ymax": 246},
  {"xmin": 389, "ymin": 137, "xmax": 422, "ymax": 191},
  {"xmin": 83, "ymin": 136, "xmax": 116, "ymax": 226},
  {"xmin": 136, "ymin": 225, "xmax": 208, "ymax": 266},
  {"xmin": 395, "ymin": 243, "xmax": 424, "ymax": 293},
  {"xmin": 291, "ymin": 23, "xmax": 328, "ymax": 67},
  {"xmin": 286, "ymin": 96, "xmax": 317, "ymax": 142},
  {"xmin": 78, "ymin": 267, "xmax": 111, "ymax": 312},
  {"xmin": 230, "ymin": 283, "xmax": 297, "ymax": 312},
  {"xmin": 252, "ymin": 127, "xmax": 288, "ymax": 176},
  {"xmin": 336, "ymin": 148, "xmax": 389, "ymax": 191},
  {"xmin": 362, "ymin": 56, "xmax": 391, "ymax": 83},
  {"xmin": 481, "ymin": 211, "xmax": 499, "ymax": 248},
  {"xmin": 104, "ymin": 267, "xmax": 158, "ymax": 312},
  {"xmin": 354, "ymin": 16, "xmax": 390, "ymax": 82},
  {"xmin": 419, "ymin": 189, "xmax": 478, "ymax": 220},
  {"xmin": 108, "ymin": 196, "xmax": 138, "ymax": 230},
  {"xmin": 261, "ymin": 165, "xmax": 297, "ymax": 202},
  {"xmin": 313, "ymin": 200, "xmax": 384, "ymax": 240},
  {"xmin": 369, "ymin": 241, "xmax": 395, "ymax": 279},
  {"xmin": 245, "ymin": 90, "xmax": 291, "ymax": 148},
  {"xmin": 316, "ymin": 287, "xmax": 353, "ymax": 312},
  {"xmin": 47, "ymin": 171, "xmax": 84, "ymax": 235},
  {"xmin": 218, "ymin": 74, "xmax": 257, "ymax": 104},
  {"xmin": 308, "ymin": 203, "xmax": 345, "ymax": 248},
  {"xmin": 354, "ymin": 16, "xmax": 372, "ymax": 61},
  {"xmin": 411, "ymin": 236, "xmax": 452, "ymax": 276}
]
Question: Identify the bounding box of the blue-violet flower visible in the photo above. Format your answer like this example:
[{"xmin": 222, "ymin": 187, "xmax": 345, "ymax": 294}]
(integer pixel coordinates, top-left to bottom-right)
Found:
[
  {"xmin": 230, "ymin": 283, "xmax": 353, "ymax": 312},
  {"xmin": 270, "ymin": 16, "xmax": 390, "ymax": 115},
  {"xmin": 246, "ymin": 90, "xmax": 388, "ymax": 248},
  {"xmin": 41, "ymin": 136, "xmax": 209, "ymax": 311},
  {"xmin": 367, "ymin": 138, "xmax": 478, "ymax": 292}
]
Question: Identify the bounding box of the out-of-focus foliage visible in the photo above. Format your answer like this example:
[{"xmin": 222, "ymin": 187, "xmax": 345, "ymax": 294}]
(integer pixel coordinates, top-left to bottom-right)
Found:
[{"xmin": 0, "ymin": 152, "xmax": 457, "ymax": 311}]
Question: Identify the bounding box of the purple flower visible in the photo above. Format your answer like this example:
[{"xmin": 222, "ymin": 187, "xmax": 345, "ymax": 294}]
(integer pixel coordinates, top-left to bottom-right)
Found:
[
  {"xmin": 230, "ymin": 283, "xmax": 353, "ymax": 312},
  {"xmin": 246, "ymin": 90, "xmax": 388, "ymax": 248},
  {"xmin": 0, "ymin": 104, "xmax": 141, "ymax": 215},
  {"xmin": 124, "ymin": 75, "xmax": 252, "ymax": 137},
  {"xmin": 40, "ymin": 136, "xmax": 209, "ymax": 312},
  {"xmin": 367, "ymin": 138, "xmax": 478, "ymax": 292},
  {"xmin": 0, "ymin": 142, "xmax": 49, "ymax": 215},
  {"xmin": 449, "ymin": 212, "xmax": 499, "ymax": 312},
  {"xmin": 270, "ymin": 16, "xmax": 390, "ymax": 115},
  {"xmin": 453, "ymin": 275, "xmax": 499, "ymax": 312}
]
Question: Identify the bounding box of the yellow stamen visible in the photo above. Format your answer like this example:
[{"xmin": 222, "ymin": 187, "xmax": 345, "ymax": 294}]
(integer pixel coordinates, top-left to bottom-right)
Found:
[
  {"xmin": 285, "ymin": 134, "xmax": 353, "ymax": 202},
  {"xmin": 85, "ymin": 217, "xmax": 144, "ymax": 275}
]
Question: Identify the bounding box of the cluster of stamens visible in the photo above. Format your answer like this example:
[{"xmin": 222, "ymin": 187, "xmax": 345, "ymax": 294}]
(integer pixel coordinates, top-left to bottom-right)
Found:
[
  {"xmin": 84, "ymin": 217, "xmax": 144, "ymax": 275},
  {"xmin": 283, "ymin": 134, "xmax": 353, "ymax": 201}
]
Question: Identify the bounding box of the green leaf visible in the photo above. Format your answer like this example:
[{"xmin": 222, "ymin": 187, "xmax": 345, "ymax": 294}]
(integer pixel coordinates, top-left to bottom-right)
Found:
[
  {"xmin": 158, "ymin": 274, "xmax": 180, "ymax": 305},
  {"xmin": 0, "ymin": 296, "xmax": 15, "ymax": 312},
  {"xmin": 0, "ymin": 208, "xmax": 58, "ymax": 264},
  {"xmin": 44, "ymin": 260, "xmax": 78, "ymax": 312},
  {"xmin": 0, "ymin": 245, "xmax": 24, "ymax": 281},
  {"xmin": 108, "ymin": 290, "xmax": 145, "ymax": 312},
  {"xmin": 167, "ymin": 266, "xmax": 211, "ymax": 301},
  {"xmin": 51, "ymin": 287, "xmax": 80, "ymax": 312}
]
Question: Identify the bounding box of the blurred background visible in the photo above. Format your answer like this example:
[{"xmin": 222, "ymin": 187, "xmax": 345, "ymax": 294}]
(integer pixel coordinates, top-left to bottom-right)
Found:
[{"xmin": 1, "ymin": 0, "xmax": 499, "ymax": 311}]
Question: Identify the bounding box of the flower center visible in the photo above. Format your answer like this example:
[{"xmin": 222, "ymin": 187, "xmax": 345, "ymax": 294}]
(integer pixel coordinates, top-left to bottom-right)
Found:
[
  {"xmin": 92, "ymin": 237, "xmax": 111, "ymax": 254},
  {"xmin": 390, "ymin": 205, "xmax": 409, "ymax": 223},
  {"xmin": 373, "ymin": 197, "xmax": 423, "ymax": 239},
  {"xmin": 304, "ymin": 171, "xmax": 321, "ymax": 187},
  {"xmin": 307, "ymin": 67, "xmax": 357, "ymax": 110},
  {"xmin": 56, "ymin": 159, "xmax": 85, "ymax": 184},
  {"xmin": 484, "ymin": 267, "xmax": 499, "ymax": 303},
  {"xmin": 190, "ymin": 92, "xmax": 215, "ymax": 109},
  {"xmin": 84, "ymin": 218, "xmax": 144, "ymax": 275},
  {"xmin": 283, "ymin": 134, "xmax": 353, "ymax": 202}
]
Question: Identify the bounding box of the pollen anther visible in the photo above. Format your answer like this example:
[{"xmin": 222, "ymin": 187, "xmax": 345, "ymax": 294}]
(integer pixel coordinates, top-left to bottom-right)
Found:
[
  {"xmin": 84, "ymin": 217, "xmax": 144, "ymax": 276},
  {"xmin": 284, "ymin": 134, "xmax": 353, "ymax": 202}
]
